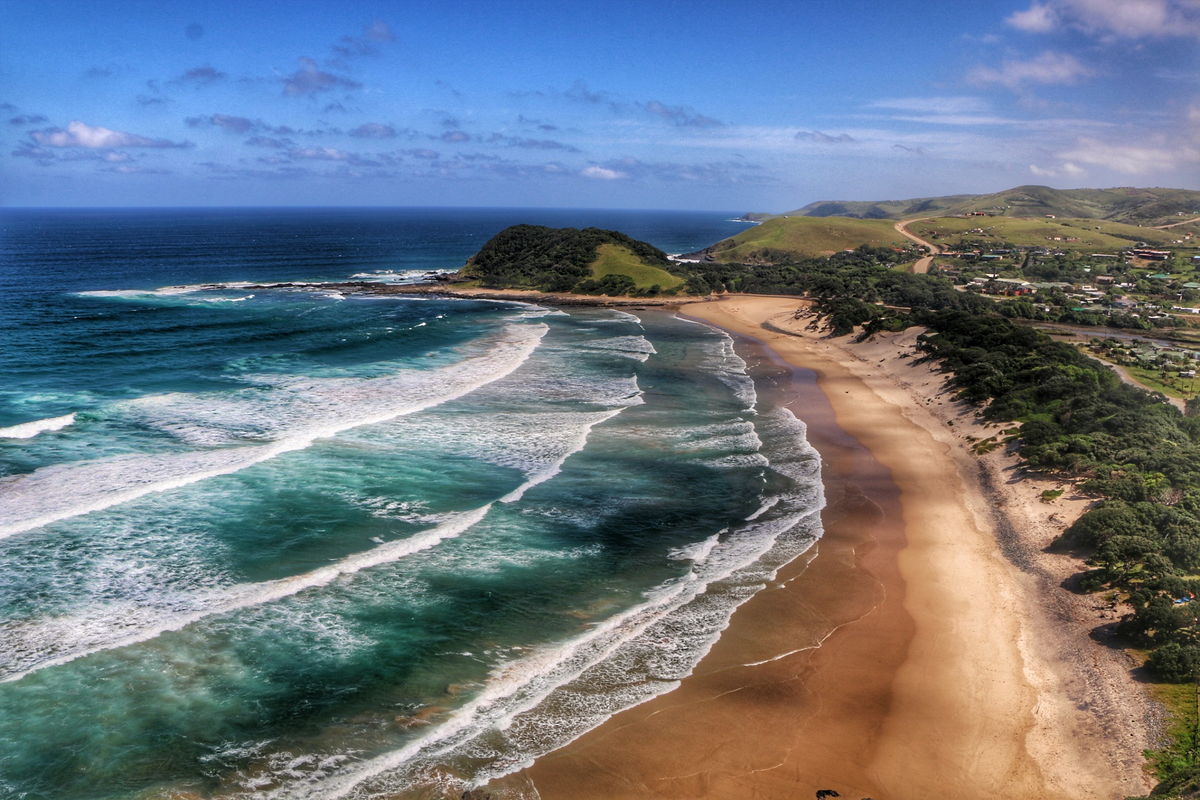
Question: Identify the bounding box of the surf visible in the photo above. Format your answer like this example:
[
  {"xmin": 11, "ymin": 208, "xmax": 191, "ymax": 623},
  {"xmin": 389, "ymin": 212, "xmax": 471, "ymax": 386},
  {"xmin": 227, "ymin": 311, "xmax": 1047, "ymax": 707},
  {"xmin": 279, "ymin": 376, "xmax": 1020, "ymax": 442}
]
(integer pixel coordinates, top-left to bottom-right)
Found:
[{"xmin": 0, "ymin": 413, "xmax": 76, "ymax": 439}]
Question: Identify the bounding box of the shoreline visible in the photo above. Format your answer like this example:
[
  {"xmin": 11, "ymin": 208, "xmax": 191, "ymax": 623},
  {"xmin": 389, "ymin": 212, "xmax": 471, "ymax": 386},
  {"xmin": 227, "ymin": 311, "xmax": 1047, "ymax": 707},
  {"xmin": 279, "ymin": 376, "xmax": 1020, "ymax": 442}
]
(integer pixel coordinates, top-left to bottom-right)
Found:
[
  {"xmin": 230, "ymin": 281, "xmax": 716, "ymax": 307},
  {"xmin": 519, "ymin": 295, "xmax": 1155, "ymax": 799}
]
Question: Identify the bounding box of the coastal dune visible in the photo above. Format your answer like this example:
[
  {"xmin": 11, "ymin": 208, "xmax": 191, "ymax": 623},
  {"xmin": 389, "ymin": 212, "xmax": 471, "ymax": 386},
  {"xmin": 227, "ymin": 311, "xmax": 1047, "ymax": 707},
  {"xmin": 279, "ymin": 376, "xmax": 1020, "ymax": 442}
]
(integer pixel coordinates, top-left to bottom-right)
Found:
[{"xmin": 524, "ymin": 295, "xmax": 1148, "ymax": 800}]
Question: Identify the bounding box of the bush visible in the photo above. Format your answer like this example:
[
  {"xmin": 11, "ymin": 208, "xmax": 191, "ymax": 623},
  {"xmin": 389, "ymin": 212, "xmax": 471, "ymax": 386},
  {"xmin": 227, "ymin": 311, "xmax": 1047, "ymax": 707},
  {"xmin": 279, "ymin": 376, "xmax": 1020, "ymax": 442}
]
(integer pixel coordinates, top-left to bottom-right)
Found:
[{"xmin": 1149, "ymin": 641, "xmax": 1200, "ymax": 682}]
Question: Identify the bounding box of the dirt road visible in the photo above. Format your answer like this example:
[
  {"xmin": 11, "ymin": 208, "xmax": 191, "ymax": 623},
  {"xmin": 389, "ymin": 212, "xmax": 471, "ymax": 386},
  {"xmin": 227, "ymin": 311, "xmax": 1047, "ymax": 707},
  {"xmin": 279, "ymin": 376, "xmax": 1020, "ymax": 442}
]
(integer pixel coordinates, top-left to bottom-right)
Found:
[
  {"xmin": 895, "ymin": 218, "xmax": 941, "ymax": 273},
  {"xmin": 1154, "ymin": 216, "xmax": 1200, "ymax": 229}
]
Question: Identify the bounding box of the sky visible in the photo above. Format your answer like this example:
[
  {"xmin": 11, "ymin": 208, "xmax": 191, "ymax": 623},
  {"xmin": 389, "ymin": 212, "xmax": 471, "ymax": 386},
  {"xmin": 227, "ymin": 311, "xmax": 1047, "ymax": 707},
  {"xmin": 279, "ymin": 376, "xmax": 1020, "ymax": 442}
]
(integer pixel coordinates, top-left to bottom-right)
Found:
[{"xmin": 1, "ymin": 0, "xmax": 1198, "ymax": 210}]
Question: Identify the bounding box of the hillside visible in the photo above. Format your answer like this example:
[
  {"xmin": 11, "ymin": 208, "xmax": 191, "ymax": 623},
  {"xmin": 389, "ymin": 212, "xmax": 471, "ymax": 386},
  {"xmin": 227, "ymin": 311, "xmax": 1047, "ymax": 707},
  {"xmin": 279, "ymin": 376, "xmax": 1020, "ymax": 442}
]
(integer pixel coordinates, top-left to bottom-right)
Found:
[
  {"xmin": 706, "ymin": 216, "xmax": 916, "ymax": 262},
  {"xmin": 458, "ymin": 225, "xmax": 684, "ymax": 295},
  {"xmin": 771, "ymin": 186, "xmax": 1200, "ymax": 227},
  {"xmin": 909, "ymin": 215, "xmax": 1187, "ymax": 251}
]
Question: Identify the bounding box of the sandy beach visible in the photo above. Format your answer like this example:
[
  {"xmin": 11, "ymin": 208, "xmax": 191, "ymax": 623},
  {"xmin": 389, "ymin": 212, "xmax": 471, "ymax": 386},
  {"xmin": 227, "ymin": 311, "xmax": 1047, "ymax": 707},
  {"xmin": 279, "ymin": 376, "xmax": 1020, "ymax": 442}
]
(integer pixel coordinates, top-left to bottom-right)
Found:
[{"xmin": 522, "ymin": 295, "xmax": 1157, "ymax": 799}]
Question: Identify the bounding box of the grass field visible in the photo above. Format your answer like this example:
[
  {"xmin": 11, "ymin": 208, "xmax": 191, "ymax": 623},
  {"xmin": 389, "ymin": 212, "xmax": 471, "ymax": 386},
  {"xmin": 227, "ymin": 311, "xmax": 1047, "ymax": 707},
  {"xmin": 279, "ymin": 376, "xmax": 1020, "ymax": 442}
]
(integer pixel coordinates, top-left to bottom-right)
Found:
[
  {"xmin": 1123, "ymin": 365, "xmax": 1191, "ymax": 398},
  {"xmin": 910, "ymin": 216, "xmax": 1189, "ymax": 251},
  {"xmin": 590, "ymin": 243, "xmax": 684, "ymax": 289},
  {"xmin": 710, "ymin": 216, "xmax": 910, "ymax": 261},
  {"xmin": 780, "ymin": 186, "xmax": 1200, "ymax": 227},
  {"xmin": 1146, "ymin": 680, "xmax": 1200, "ymax": 788}
]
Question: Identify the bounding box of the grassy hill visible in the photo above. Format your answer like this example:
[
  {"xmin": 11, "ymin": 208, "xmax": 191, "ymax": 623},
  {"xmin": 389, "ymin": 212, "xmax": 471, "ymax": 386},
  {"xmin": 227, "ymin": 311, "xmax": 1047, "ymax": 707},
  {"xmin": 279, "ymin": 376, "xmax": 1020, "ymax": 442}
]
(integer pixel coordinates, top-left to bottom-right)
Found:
[
  {"xmin": 910, "ymin": 215, "xmax": 1187, "ymax": 251},
  {"xmin": 707, "ymin": 216, "xmax": 912, "ymax": 262},
  {"xmin": 458, "ymin": 225, "xmax": 684, "ymax": 295},
  {"xmin": 789, "ymin": 194, "xmax": 975, "ymax": 221},
  {"xmin": 768, "ymin": 185, "xmax": 1200, "ymax": 227},
  {"xmin": 590, "ymin": 243, "xmax": 683, "ymax": 290}
]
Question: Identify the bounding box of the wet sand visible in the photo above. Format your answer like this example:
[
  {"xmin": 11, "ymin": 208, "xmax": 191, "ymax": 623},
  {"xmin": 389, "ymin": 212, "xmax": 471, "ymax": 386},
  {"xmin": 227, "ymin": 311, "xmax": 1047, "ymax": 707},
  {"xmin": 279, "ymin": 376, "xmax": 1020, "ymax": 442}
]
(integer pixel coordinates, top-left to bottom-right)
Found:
[{"xmin": 521, "ymin": 295, "xmax": 1140, "ymax": 799}]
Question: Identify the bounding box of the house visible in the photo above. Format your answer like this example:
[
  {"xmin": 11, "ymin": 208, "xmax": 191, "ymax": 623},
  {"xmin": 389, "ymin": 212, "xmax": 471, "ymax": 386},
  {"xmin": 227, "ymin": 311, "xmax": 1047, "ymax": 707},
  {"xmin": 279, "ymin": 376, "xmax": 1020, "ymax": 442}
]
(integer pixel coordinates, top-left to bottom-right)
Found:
[{"xmin": 1134, "ymin": 249, "xmax": 1172, "ymax": 261}]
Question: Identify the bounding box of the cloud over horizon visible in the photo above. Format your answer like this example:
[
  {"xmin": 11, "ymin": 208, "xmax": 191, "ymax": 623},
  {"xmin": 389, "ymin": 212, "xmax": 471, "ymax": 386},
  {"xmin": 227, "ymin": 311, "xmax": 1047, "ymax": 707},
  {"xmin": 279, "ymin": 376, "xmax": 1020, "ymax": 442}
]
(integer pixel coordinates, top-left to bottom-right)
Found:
[
  {"xmin": 3, "ymin": 3, "xmax": 1192, "ymax": 205},
  {"xmin": 30, "ymin": 121, "xmax": 192, "ymax": 149},
  {"xmin": 282, "ymin": 57, "xmax": 363, "ymax": 97},
  {"xmin": 1007, "ymin": 0, "xmax": 1200, "ymax": 39},
  {"xmin": 969, "ymin": 51, "xmax": 1093, "ymax": 89}
]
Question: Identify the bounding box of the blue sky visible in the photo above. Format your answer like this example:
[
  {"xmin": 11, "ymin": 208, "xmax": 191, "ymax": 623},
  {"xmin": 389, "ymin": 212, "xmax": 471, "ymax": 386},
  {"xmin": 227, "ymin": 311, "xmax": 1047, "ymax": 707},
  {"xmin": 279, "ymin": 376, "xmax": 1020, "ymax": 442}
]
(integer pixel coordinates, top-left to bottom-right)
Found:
[{"xmin": 2, "ymin": 0, "xmax": 1197, "ymax": 210}]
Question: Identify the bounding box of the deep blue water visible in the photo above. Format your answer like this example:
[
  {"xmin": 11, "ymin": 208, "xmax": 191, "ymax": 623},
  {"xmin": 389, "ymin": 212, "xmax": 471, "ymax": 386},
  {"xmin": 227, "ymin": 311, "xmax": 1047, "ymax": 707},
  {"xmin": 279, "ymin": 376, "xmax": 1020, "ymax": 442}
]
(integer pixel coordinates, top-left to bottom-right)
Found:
[{"xmin": 0, "ymin": 209, "xmax": 821, "ymax": 799}]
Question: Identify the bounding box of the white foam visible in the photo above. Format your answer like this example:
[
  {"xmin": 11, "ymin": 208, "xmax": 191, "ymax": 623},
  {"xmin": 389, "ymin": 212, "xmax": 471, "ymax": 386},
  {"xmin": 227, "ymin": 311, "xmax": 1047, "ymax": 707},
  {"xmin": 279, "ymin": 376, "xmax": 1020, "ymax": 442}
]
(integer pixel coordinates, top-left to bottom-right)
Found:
[
  {"xmin": 595, "ymin": 309, "xmax": 643, "ymax": 325},
  {"xmin": 702, "ymin": 332, "xmax": 757, "ymax": 412},
  {"xmin": 0, "ymin": 324, "xmax": 548, "ymax": 539},
  {"xmin": 744, "ymin": 495, "xmax": 781, "ymax": 521},
  {"xmin": 499, "ymin": 408, "xmax": 624, "ymax": 503},
  {"xmin": 668, "ymin": 531, "xmax": 722, "ymax": 565},
  {"xmin": 284, "ymin": 507, "xmax": 823, "ymax": 800},
  {"xmin": 671, "ymin": 314, "xmax": 758, "ymax": 412},
  {"xmin": 0, "ymin": 413, "xmax": 76, "ymax": 439},
  {"xmin": 1, "ymin": 367, "xmax": 638, "ymax": 683},
  {"xmin": 578, "ymin": 336, "xmax": 657, "ymax": 362},
  {"xmin": 0, "ymin": 506, "xmax": 494, "ymax": 683},
  {"xmin": 265, "ymin": 408, "xmax": 826, "ymax": 800}
]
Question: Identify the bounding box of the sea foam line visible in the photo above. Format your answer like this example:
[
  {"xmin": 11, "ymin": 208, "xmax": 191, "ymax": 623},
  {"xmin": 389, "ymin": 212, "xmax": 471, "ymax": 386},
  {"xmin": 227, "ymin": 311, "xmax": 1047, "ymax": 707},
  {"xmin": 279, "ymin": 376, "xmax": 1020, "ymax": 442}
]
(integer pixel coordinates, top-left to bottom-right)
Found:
[
  {"xmin": 0, "ymin": 506, "xmax": 493, "ymax": 684},
  {"xmin": 1, "ymin": 385, "xmax": 632, "ymax": 684},
  {"xmin": 498, "ymin": 408, "xmax": 624, "ymax": 503},
  {"xmin": 0, "ymin": 325, "xmax": 547, "ymax": 540},
  {"xmin": 0, "ymin": 413, "xmax": 76, "ymax": 440},
  {"xmin": 281, "ymin": 502, "xmax": 822, "ymax": 800},
  {"xmin": 262, "ymin": 408, "xmax": 826, "ymax": 800}
]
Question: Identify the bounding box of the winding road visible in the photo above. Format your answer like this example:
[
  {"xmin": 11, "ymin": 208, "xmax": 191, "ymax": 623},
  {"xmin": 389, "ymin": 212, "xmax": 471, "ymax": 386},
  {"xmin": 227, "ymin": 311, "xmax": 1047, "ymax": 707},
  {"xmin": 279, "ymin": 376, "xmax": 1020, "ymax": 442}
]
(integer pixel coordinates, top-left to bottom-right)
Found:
[
  {"xmin": 1154, "ymin": 216, "xmax": 1200, "ymax": 229},
  {"xmin": 894, "ymin": 218, "xmax": 942, "ymax": 273}
]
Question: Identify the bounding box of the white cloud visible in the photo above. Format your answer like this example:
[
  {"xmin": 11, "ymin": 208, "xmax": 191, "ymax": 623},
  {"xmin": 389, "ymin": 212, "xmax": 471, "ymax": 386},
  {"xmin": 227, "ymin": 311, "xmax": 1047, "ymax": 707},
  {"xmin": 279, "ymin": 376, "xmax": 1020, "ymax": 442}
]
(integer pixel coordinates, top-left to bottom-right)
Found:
[
  {"xmin": 581, "ymin": 165, "xmax": 626, "ymax": 179},
  {"xmin": 287, "ymin": 146, "xmax": 380, "ymax": 167},
  {"xmin": 1029, "ymin": 161, "xmax": 1086, "ymax": 177},
  {"xmin": 969, "ymin": 51, "xmax": 1092, "ymax": 89},
  {"xmin": 868, "ymin": 96, "xmax": 991, "ymax": 115},
  {"xmin": 1008, "ymin": 3, "xmax": 1058, "ymax": 32},
  {"xmin": 106, "ymin": 165, "xmax": 171, "ymax": 174},
  {"xmin": 30, "ymin": 120, "xmax": 190, "ymax": 148},
  {"xmin": 1007, "ymin": 0, "xmax": 1200, "ymax": 39},
  {"xmin": 1058, "ymin": 136, "xmax": 1194, "ymax": 174}
]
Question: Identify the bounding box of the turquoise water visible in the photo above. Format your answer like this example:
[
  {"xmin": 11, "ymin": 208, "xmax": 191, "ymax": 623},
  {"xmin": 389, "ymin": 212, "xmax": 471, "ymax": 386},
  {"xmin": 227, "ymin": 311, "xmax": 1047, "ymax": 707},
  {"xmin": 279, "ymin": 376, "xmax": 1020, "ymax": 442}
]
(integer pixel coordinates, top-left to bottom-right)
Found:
[{"xmin": 0, "ymin": 209, "xmax": 822, "ymax": 799}]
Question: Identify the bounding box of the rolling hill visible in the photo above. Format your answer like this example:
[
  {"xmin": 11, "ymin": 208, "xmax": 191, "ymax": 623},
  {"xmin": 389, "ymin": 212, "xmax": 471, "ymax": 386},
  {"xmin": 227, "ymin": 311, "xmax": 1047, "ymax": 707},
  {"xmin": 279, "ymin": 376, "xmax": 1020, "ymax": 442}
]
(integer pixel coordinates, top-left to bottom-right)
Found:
[
  {"xmin": 909, "ymin": 215, "xmax": 1189, "ymax": 251},
  {"xmin": 769, "ymin": 185, "xmax": 1200, "ymax": 227},
  {"xmin": 705, "ymin": 216, "xmax": 914, "ymax": 262}
]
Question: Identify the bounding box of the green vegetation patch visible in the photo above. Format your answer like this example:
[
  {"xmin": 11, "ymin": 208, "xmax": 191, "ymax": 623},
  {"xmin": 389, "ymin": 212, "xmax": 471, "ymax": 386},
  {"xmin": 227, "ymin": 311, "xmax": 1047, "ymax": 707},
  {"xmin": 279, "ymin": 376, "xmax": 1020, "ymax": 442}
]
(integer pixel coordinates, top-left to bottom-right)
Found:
[
  {"xmin": 1125, "ymin": 366, "xmax": 1190, "ymax": 399},
  {"xmin": 458, "ymin": 224, "xmax": 677, "ymax": 293},
  {"xmin": 589, "ymin": 243, "xmax": 684, "ymax": 290},
  {"xmin": 1133, "ymin": 681, "xmax": 1200, "ymax": 799},
  {"xmin": 911, "ymin": 216, "xmax": 1180, "ymax": 250},
  {"xmin": 709, "ymin": 216, "xmax": 910, "ymax": 262}
]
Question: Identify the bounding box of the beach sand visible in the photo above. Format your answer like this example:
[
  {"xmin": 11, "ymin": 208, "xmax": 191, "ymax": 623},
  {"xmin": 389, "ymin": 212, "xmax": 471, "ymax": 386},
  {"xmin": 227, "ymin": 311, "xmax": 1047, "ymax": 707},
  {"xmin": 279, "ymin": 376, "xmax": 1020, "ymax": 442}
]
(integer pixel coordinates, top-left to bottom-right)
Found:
[{"xmin": 521, "ymin": 295, "xmax": 1155, "ymax": 800}]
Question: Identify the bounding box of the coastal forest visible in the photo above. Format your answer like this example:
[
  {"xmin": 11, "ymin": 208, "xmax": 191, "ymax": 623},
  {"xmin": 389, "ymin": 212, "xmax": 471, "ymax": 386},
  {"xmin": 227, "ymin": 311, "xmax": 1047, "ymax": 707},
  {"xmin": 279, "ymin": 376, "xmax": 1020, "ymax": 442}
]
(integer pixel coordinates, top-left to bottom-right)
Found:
[
  {"xmin": 457, "ymin": 224, "xmax": 684, "ymax": 294},
  {"xmin": 690, "ymin": 250, "xmax": 1200, "ymax": 798}
]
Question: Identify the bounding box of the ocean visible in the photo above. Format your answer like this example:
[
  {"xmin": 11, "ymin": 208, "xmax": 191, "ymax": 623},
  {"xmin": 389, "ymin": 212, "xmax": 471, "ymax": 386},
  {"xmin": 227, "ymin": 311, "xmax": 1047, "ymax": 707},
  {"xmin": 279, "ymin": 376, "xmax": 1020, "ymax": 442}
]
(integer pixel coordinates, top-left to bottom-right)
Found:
[{"xmin": 0, "ymin": 208, "xmax": 824, "ymax": 800}]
